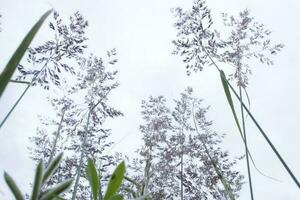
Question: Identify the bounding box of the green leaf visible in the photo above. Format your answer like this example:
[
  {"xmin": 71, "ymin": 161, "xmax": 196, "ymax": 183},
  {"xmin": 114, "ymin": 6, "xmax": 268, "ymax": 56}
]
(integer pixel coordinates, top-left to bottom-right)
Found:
[
  {"xmin": 109, "ymin": 194, "xmax": 123, "ymax": 200},
  {"xmin": 43, "ymin": 153, "xmax": 63, "ymax": 184},
  {"xmin": 3, "ymin": 172, "xmax": 24, "ymax": 200},
  {"xmin": 85, "ymin": 158, "xmax": 100, "ymax": 200},
  {"xmin": 219, "ymin": 70, "xmax": 243, "ymax": 137},
  {"xmin": 103, "ymin": 161, "xmax": 125, "ymax": 200},
  {"xmin": 40, "ymin": 179, "xmax": 73, "ymax": 200},
  {"xmin": 31, "ymin": 162, "xmax": 43, "ymax": 200},
  {"xmin": 0, "ymin": 9, "xmax": 52, "ymax": 97}
]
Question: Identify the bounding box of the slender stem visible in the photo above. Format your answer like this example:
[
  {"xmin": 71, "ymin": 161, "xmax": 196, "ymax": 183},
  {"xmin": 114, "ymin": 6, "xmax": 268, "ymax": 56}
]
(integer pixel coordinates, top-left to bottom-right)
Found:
[
  {"xmin": 46, "ymin": 108, "xmax": 66, "ymax": 167},
  {"xmin": 142, "ymin": 159, "xmax": 150, "ymax": 197},
  {"xmin": 180, "ymin": 127, "xmax": 184, "ymax": 200},
  {"xmin": 98, "ymin": 168, "xmax": 103, "ymax": 200},
  {"xmin": 0, "ymin": 83, "xmax": 30, "ymax": 128},
  {"xmin": 180, "ymin": 153, "xmax": 183, "ymax": 200},
  {"xmin": 144, "ymin": 130, "xmax": 154, "ymax": 196},
  {"xmin": 239, "ymin": 86, "xmax": 254, "ymax": 200},
  {"xmin": 71, "ymin": 110, "xmax": 91, "ymax": 200},
  {"xmin": 124, "ymin": 176, "xmax": 141, "ymax": 189},
  {"xmin": 9, "ymin": 80, "xmax": 31, "ymax": 85}
]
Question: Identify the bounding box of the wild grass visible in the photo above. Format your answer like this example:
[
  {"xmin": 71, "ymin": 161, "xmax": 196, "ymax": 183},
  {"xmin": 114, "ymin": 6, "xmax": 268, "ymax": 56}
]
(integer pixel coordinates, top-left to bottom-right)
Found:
[{"xmin": 0, "ymin": 4, "xmax": 299, "ymax": 200}]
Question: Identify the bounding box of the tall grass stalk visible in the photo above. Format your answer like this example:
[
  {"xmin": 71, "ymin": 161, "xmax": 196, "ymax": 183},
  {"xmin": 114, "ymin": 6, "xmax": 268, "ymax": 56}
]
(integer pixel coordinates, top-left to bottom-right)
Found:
[
  {"xmin": 71, "ymin": 104, "xmax": 94, "ymax": 200},
  {"xmin": 0, "ymin": 83, "xmax": 30, "ymax": 129},
  {"xmin": 97, "ymin": 168, "xmax": 103, "ymax": 200},
  {"xmin": 201, "ymin": 46, "xmax": 300, "ymax": 188},
  {"xmin": 236, "ymin": 57, "xmax": 254, "ymax": 199},
  {"xmin": 180, "ymin": 126, "xmax": 184, "ymax": 200},
  {"xmin": 141, "ymin": 159, "xmax": 150, "ymax": 197},
  {"xmin": 47, "ymin": 108, "xmax": 66, "ymax": 166},
  {"xmin": 239, "ymin": 86, "xmax": 254, "ymax": 200}
]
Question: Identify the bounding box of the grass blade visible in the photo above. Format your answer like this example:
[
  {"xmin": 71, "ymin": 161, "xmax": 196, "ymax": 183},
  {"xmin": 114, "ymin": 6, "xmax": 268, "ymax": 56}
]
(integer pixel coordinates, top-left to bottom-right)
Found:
[
  {"xmin": 31, "ymin": 162, "xmax": 43, "ymax": 200},
  {"xmin": 3, "ymin": 172, "xmax": 24, "ymax": 200},
  {"xmin": 86, "ymin": 158, "xmax": 100, "ymax": 200},
  {"xmin": 103, "ymin": 161, "xmax": 126, "ymax": 200},
  {"xmin": 0, "ymin": 9, "xmax": 52, "ymax": 98},
  {"xmin": 43, "ymin": 153, "xmax": 63, "ymax": 184},
  {"xmin": 238, "ymin": 86, "xmax": 254, "ymax": 200},
  {"xmin": 220, "ymin": 70, "xmax": 243, "ymax": 137},
  {"xmin": 40, "ymin": 179, "xmax": 73, "ymax": 200},
  {"xmin": 109, "ymin": 194, "xmax": 124, "ymax": 200}
]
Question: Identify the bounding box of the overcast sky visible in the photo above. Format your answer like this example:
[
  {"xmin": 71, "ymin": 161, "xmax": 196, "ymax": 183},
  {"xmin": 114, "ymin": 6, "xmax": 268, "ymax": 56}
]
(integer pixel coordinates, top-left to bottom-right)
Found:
[{"xmin": 0, "ymin": 0, "xmax": 300, "ymax": 199}]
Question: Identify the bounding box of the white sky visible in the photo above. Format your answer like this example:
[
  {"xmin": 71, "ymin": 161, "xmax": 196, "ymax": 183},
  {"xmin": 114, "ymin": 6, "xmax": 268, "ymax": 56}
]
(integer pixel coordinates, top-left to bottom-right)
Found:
[{"xmin": 0, "ymin": 0, "xmax": 300, "ymax": 199}]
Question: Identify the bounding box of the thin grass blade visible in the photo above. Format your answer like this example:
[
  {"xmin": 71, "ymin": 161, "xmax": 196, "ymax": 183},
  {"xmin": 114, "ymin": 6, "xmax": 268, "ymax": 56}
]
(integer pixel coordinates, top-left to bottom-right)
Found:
[
  {"xmin": 220, "ymin": 70, "xmax": 243, "ymax": 136},
  {"xmin": 86, "ymin": 158, "xmax": 100, "ymax": 200},
  {"xmin": 40, "ymin": 179, "xmax": 73, "ymax": 200},
  {"xmin": 31, "ymin": 162, "xmax": 43, "ymax": 200},
  {"xmin": 43, "ymin": 153, "xmax": 63, "ymax": 184},
  {"xmin": 103, "ymin": 161, "xmax": 125, "ymax": 200},
  {"xmin": 3, "ymin": 172, "xmax": 24, "ymax": 200},
  {"xmin": 109, "ymin": 194, "xmax": 124, "ymax": 200}
]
